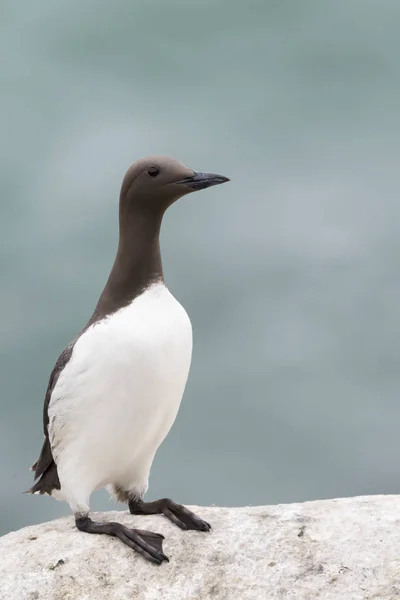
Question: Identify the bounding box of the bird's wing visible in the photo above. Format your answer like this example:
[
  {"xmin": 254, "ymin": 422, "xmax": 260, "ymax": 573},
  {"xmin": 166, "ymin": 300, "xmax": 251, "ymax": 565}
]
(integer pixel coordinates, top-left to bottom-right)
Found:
[{"xmin": 31, "ymin": 342, "xmax": 75, "ymax": 480}]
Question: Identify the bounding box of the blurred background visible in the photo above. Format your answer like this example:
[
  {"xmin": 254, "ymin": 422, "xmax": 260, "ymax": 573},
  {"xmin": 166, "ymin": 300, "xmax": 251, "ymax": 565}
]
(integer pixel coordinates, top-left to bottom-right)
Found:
[{"xmin": 2, "ymin": 0, "xmax": 400, "ymax": 535}]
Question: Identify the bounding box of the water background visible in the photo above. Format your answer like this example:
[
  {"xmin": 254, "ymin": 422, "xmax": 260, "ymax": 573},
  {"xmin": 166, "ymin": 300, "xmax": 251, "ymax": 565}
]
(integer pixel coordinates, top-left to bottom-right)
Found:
[{"xmin": 2, "ymin": 0, "xmax": 400, "ymax": 534}]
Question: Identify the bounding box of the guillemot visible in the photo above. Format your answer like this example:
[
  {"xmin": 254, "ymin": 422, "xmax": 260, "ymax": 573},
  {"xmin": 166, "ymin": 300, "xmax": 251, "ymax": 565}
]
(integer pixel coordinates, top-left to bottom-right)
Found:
[{"xmin": 28, "ymin": 156, "xmax": 229, "ymax": 564}]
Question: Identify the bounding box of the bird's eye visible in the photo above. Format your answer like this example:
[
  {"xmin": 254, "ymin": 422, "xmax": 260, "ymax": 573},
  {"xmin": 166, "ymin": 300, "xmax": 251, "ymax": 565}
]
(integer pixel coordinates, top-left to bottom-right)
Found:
[{"xmin": 147, "ymin": 167, "xmax": 160, "ymax": 178}]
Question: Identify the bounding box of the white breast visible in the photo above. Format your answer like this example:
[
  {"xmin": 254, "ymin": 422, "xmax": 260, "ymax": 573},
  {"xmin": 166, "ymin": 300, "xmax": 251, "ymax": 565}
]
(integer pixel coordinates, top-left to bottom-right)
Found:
[{"xmin": 48, "ymin": 282, "xmax": 192, "ymax": 501}]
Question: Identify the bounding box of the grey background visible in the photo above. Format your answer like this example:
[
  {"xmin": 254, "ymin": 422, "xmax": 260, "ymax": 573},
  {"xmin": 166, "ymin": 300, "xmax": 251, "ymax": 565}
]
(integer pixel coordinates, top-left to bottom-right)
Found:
[{"xmin": 2, "ymin": 0, "xmax": 400, "ymax": 535}]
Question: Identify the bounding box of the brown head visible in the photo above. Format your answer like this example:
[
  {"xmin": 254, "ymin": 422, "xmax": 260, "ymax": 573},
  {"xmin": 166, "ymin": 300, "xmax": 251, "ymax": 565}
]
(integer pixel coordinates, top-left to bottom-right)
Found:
[
  {"xmin": 119, "ymin": 155, "xmax": 229, "ymax": 220},
  {"xmin": 91, "ymin": 156, "xmax": 229, "ymax": 322}
]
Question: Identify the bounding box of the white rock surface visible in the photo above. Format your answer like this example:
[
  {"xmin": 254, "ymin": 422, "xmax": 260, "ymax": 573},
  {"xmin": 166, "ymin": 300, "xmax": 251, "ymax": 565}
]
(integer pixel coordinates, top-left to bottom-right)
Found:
[{"xmin": 0, "ymin": 496, "xmax": 399, "ymax": 599}]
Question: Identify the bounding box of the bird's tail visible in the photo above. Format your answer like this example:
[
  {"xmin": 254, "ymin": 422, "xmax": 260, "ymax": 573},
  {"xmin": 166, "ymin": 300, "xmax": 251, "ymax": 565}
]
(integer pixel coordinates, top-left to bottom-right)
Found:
[
  {"xmin": 24, "ymin": 437, "xmax": 61, "ymax": 495},
  {"xmin": 25, "ymin": 461, "xmax": 60, "ymax": 495}
]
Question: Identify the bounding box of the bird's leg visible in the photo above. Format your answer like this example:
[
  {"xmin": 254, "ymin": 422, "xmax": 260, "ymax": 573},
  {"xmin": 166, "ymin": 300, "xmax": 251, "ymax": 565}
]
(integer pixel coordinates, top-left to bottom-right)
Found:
[
  {"xmin": 128, "ymin": 498, "xmax": 211, "ymax": 532},
  {"xmin": 75, "ymin": 513, "xmax": 169, "ymax": 564}
]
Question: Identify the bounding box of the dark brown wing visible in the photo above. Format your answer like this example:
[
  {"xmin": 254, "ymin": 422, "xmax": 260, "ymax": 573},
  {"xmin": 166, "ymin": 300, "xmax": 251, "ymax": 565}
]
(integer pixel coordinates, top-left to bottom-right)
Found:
[
  {"xmin": 42, "ymin": 344, "xmax": 75, "ymax": 436},
  {"xmin": 28, "ymin": 343, "xmax": 75, "ymax": 493}
]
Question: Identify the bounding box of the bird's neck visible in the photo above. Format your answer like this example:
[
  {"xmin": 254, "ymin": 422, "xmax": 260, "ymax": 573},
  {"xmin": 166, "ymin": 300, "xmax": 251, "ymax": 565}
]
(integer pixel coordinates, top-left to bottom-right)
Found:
[{"xmin": 91, "ymin": 210, "xmax": 164, "ymax": 322}]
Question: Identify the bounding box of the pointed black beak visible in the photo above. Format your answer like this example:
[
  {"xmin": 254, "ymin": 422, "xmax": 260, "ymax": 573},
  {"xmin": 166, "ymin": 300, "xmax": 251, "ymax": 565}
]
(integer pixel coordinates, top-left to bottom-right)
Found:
[{"xmin": 176, "ymin": 171, "xmax": 230, "ymax": 191}]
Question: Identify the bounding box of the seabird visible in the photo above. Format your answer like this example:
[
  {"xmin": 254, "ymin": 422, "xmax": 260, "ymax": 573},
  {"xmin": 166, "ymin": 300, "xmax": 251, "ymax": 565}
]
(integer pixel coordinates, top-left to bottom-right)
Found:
[{"xmin": 28, "ymin": 156, "xmax": 229, "ymax": 564}]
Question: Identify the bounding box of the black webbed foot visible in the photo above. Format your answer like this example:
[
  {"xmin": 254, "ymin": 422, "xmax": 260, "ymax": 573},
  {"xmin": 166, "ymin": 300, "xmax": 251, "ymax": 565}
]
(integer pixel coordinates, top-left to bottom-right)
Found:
[
  {"xmin": 75, "ymin": 515, "xmax": 168, "ymax": 564},
  {"xmin": 128, "ymin": 498, "xmax": 211, "ymax": 532}
]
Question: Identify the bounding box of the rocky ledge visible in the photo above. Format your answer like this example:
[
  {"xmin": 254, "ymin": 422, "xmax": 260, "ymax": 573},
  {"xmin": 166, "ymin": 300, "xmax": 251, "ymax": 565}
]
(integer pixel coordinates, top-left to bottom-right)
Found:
[{"xmin": 0, "ymin": 495, "xmax": 399, "ymax": 599}]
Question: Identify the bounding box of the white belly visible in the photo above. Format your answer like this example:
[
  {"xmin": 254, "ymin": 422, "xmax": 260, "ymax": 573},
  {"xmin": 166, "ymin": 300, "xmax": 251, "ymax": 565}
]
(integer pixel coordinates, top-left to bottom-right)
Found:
[{"xmin": 48, "ymin": 282, "xmax": 192, "ymax": 505}]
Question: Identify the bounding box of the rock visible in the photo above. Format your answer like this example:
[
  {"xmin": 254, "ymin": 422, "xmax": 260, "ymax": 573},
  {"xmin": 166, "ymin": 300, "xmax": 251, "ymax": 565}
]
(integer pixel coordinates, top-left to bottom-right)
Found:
[{"xmin": 0, "ymin": 495, "xmax": 399, "ymax": 599}]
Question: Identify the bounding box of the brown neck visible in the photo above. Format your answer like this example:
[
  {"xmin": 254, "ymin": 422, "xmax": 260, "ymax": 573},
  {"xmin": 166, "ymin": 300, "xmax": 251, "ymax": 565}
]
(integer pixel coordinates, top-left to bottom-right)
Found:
[{"xmin": 90, "ymin": 208, "xmax": 164, "ymax": 323}]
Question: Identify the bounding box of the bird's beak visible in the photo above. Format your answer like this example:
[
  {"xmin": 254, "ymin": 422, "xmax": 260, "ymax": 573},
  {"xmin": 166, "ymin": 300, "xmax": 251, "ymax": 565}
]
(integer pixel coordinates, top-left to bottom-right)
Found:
[{"xmin": 175, "ymin": 171, "xmax": 230, "ymax": 191}]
